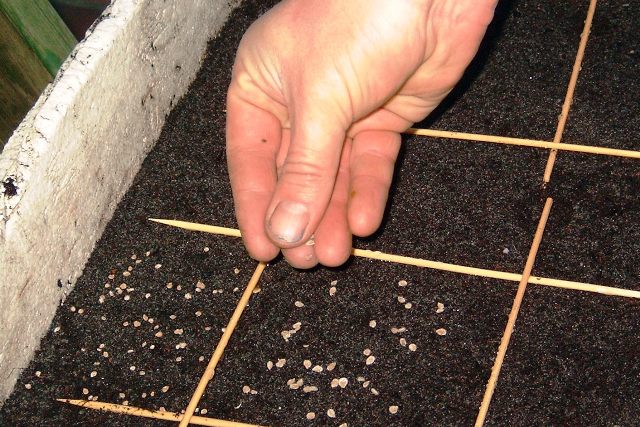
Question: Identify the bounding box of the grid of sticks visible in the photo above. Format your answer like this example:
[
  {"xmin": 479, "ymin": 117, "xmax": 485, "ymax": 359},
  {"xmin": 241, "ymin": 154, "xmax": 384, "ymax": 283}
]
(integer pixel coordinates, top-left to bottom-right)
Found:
[{"xmin": 58, "ymin": 0, "xmax": 635, "ymax": 425}]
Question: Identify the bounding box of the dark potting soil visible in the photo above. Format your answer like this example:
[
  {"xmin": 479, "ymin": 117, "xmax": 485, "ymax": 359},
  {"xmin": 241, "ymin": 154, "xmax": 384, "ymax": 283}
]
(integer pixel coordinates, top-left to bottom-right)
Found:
[{"xmin": 2, "ymin": 0, "xmax": 639, "ymax": 426}]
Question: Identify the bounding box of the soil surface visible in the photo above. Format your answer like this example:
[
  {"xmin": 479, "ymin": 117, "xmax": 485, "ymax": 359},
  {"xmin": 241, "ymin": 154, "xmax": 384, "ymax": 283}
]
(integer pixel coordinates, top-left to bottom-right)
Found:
[{"xmin": 2, "ymin": 0, "xmax": 639, "ymax": 426}]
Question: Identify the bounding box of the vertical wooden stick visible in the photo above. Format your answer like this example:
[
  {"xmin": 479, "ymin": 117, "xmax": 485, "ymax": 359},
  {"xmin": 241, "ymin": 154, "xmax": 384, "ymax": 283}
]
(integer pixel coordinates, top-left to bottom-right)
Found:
[
  {"xmin": 475, "ymin": 198, "xmax": 553, "ymax": 426},
  {"xmin": 543, "ymin": 0, "xmax": 597, "ymax": 182},
  {"xmin": 179, "ymin": 262, "xmax": 267, "ymax": 427}
]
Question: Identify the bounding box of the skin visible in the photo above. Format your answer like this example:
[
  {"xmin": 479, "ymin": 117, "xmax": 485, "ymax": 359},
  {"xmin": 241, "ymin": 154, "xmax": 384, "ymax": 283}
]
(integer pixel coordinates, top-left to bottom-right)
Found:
[{"xmin": 226, "ymin": 0, "xmax": 498, "ymax": 268}]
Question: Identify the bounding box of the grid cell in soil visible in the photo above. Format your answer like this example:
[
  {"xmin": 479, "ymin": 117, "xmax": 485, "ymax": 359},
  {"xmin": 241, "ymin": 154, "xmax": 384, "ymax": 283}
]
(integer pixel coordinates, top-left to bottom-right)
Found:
[
  {"xmin": 355, "ymin": 135, "xmax": 548, "ymax": 274},
  {"xmin": 199, "ymin": 259, "xmax": 516, "ymax": 426},
  {"xmin": 487, "ymin": 286, "xmax": 640, "ymax": 426},
  {"xmin": 416, "ymin": 0, "xmax": 589, "ymax": 140},
  {"xmin": 535, "ymin": 153, "xmax": 640, "ymax": 290},
  {"xmin": 0, "ymin": 237, "xmax": 258, "ymax": 426},
  {"xmin": 563, "ymin": 0, "xmax": 640, "ymax": 151}
]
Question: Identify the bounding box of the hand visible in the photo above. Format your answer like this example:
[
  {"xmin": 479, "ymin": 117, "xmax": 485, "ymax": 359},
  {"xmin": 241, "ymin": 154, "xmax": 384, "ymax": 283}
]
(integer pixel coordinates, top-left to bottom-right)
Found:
[{"xmin": 226, "ymin": 0, "xmax": 497, "ymax": 268}]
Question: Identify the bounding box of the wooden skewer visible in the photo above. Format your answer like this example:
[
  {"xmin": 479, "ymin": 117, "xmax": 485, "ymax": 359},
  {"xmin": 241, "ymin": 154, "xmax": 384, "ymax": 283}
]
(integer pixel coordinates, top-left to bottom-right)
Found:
[
  {"xmin": 543, "ymin": 0, "xmax": 598, "ymax": 182},
  {"xmin": 149, "ymin": 218, "xmax": 640, "ymax": 300},
  {"xmin": 352, "ymin": 248, "xmax": 640, "ymax": 298},
  {"xmin": 180, "ymin": 262, "xmax": 267, "ymax": 427},
  {"xmin": 56, "ymin": 399, "xmax": 263, "ymax": 427},
  {"xmin": 404, "ymin": 127, "xmax": 640, "ymax": 160},
  {"xmin": 149, "ymin": 218, "xmax": 242, "ymax": 237},
  {"xmin": 475, "ymin": 198, "xmax": 553, "ymax": 426}
]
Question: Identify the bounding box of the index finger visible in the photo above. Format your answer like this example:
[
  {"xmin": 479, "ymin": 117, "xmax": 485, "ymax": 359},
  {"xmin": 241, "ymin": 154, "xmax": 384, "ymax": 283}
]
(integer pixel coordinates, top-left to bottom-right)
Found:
[{"xmin": 226, "ymin": 86, "xmax": 282, "ymax": 261}]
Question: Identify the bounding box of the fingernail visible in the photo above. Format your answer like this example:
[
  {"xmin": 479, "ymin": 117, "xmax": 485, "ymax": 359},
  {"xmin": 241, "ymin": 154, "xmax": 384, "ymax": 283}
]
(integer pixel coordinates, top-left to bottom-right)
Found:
[{"xmin": 268, "ymin": 201, "xmax": 309, "ymax": 244}]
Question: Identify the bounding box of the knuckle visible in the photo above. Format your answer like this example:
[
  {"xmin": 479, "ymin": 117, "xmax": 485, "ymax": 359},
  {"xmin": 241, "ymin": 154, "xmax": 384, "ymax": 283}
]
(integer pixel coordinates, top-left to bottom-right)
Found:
[{"xmin": 280, "ymin": 157, "xmax": 334, "ymax": 188}]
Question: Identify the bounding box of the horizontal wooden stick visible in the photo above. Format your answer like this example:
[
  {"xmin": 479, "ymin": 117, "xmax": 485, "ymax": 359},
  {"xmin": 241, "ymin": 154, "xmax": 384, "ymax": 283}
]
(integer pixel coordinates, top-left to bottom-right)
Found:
[
  {"xmin": 404, "ymin": 128, "xmax": 640, "ymax": 160},
  {"xmin": 56, "ymin": 399, "xmax": 263, "ymax": 427},
  {"xmin": 149, "ymin": 219, "xmax": 640, "ymax": 300},
  {"xmin": 149, "ymin": 218, "xmax": 242, "ymax": 237}
]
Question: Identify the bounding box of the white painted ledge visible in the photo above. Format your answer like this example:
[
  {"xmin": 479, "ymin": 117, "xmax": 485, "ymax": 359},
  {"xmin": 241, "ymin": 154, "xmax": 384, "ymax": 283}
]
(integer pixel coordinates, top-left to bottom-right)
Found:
[{"xmin": 0, "ymin": 0, "xmax": 240, "ymax": 402}]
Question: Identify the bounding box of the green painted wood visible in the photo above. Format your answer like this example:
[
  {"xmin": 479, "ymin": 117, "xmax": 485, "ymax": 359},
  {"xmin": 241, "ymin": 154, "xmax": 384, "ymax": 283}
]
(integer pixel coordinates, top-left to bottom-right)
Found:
[
  {"xmin": 0, "ymin": 0, "xmax": 76, "ymax": 76},
  {"xmin": 0, "ymin": 11, "xmax": 51, "ymax": 146}
]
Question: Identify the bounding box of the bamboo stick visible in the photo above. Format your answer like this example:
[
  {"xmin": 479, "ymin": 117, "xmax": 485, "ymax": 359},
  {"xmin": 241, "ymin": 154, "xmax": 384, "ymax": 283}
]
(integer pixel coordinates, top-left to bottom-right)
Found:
[
  {"xmin": 404, "ymin": 128, "xmax": 640, "ymax": 160},
  {"xmin": 56, "ymin": 399, "xmax": 263, "ymax": 427},
  {"xmin": 149, "ymin": 218, "xmax": 242, "ymax": 237},
  {"xmin": 149, "ymin": 219, "xmax": 640, "ymax": 300},
  {"xmin": 543, "ymin": 0, "xmax": 598, "ymax": 182},
  {"xmin": 180, "ymin": 262, "xmax": 267, "ymax": 427},
  {"xmin": 475, "ymin": 198, "xmax": 553, "ymax": 426}
]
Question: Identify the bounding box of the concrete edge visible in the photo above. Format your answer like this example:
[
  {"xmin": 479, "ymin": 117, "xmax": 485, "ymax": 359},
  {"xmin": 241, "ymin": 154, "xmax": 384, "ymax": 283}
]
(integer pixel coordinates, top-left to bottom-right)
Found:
[{"xmin": 0, "ymin": 0, "xmax": 240, "ymax": 403}]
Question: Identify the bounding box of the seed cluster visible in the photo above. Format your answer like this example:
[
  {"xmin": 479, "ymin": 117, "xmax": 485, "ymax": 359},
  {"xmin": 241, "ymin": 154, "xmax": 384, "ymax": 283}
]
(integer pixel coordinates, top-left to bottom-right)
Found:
[
  {"xmin": 232, "ymin": 276, "xmax": 453, "ymax": 424},
  {"xmin": 32, "ymin": 250, "xmax": 452, "ymax": 426}
]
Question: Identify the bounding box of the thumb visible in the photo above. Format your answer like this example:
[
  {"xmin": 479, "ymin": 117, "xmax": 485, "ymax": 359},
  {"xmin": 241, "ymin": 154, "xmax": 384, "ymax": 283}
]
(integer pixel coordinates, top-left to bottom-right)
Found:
[{"xmin": 265, "ymin": 110, "xmax": 346, "ymax": 248}]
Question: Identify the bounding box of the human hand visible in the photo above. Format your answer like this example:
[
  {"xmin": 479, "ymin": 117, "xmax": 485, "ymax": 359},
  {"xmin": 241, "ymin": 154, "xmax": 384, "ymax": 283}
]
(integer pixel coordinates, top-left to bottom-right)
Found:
[{"xmin": 226, "ymin": 0, "xmax": 497, "ymax": 268}]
